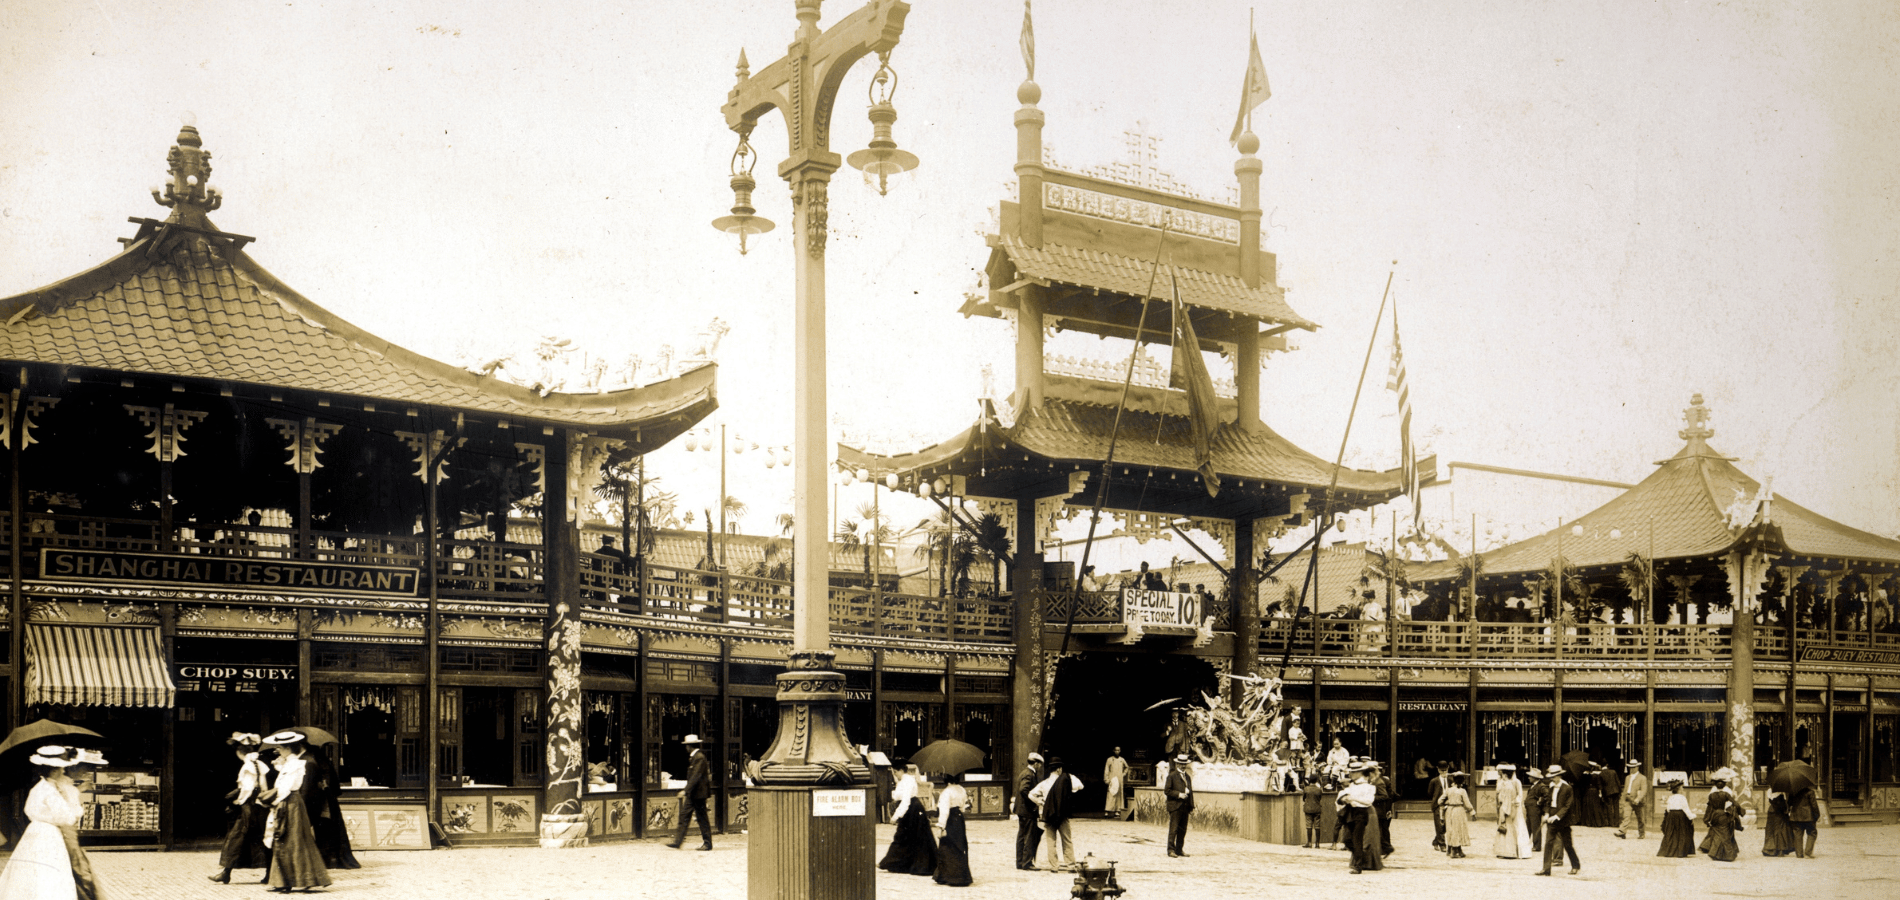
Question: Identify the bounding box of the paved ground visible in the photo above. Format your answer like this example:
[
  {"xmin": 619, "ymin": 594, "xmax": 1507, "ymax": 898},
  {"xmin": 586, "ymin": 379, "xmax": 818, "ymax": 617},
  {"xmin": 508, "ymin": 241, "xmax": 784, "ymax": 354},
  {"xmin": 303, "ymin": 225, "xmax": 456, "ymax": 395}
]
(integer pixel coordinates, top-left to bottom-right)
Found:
[{"xmin": 21, "ymin": 817, "xmax": 1896, "ymax": 899}]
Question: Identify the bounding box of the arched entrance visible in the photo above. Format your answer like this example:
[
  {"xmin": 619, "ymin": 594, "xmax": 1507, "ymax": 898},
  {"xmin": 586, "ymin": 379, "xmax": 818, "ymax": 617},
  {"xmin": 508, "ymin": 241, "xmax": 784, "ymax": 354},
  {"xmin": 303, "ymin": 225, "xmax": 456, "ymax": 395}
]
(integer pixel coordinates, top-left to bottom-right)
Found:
[{"xmin": 1042, "ymin": 652, "xmax": 1218, "ymax": 813}]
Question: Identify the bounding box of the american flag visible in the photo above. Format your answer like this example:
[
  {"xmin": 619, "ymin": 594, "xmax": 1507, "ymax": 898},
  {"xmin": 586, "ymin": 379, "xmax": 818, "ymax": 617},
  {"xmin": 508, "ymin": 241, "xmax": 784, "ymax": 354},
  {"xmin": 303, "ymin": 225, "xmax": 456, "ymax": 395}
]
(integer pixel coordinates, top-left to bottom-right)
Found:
[{"xmin": 1387, "ymin": 303, "xmax": 1418, "ymax": 525}]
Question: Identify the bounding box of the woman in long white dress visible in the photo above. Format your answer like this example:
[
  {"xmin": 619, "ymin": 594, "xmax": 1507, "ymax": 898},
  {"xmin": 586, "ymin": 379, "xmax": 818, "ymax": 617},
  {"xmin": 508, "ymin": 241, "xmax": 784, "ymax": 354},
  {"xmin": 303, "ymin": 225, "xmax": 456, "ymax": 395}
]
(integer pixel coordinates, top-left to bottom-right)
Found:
[
  {"xmin": 0, "ymin": 745, "xmax": 108, "ymax": 900},
  {"xmin": 1491, "ymin": 764, "xmax": 1534, "ymax": 859}
]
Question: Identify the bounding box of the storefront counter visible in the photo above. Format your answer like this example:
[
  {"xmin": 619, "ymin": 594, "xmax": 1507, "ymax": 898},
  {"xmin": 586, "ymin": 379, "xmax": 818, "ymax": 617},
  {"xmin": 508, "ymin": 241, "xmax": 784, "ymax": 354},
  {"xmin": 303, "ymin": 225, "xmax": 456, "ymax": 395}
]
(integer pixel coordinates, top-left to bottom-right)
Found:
[
  {"xmin": 431, "ymin": 785, "xmax": 544, "ymax": 846},
  {"xmin": 336, "ymin": 789, "xmax": 430, "ymax": 850}
]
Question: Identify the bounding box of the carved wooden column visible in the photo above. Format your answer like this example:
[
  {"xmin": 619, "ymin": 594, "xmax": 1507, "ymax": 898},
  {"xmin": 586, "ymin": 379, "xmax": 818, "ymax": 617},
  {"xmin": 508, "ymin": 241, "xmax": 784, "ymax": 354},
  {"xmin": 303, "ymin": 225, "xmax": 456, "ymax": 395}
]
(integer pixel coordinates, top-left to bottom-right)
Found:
[
  {"xmin": 538, "ymin": 431, "xmax": 608, "ymax": 848},
  {"xmin": 1724, "ymin": 548, "xmax": 1772, "ymax": 809}
]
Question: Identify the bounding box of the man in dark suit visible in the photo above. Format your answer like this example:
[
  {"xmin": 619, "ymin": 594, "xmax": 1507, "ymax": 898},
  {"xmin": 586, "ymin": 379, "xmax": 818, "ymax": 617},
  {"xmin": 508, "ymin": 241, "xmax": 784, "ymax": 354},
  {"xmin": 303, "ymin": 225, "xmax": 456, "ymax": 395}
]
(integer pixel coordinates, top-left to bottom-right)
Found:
[
  {"xmin": 1525, "ymin": 769, "xmax": 1551, "ymax": 853},
  {"xmin": 1536, "ymin": 764, "xmax": 1581, "ymax": 875},
  {"xmin": 1014, "ymin": 753, "xmax": 1045, "ymax": 870},
  {"xmin": 1165, "ymin": 752, "xmax": 1195, "ymax": 857},
  {"xmin": 1427, "ymin": 760, "xmax": 1450, "ymax": 851},
  {"xmin": 666, "ymin": 734, "xmax": 713, "ymax": 850}
]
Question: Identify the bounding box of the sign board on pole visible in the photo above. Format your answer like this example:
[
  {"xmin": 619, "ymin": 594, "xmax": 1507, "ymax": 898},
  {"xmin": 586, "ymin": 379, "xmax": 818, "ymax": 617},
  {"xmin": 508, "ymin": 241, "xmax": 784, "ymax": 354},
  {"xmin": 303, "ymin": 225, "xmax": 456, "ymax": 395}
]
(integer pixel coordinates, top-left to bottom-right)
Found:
[{"xmin": 811, "ymin": 789, "xmax": 865, "ymax": 818}]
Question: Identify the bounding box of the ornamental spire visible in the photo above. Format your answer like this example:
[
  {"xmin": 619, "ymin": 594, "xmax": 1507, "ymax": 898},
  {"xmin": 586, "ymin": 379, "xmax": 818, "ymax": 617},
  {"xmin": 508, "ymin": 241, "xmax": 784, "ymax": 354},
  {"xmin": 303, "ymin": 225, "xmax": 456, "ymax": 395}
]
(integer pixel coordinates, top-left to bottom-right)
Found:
[
  {"xmin": 1678, "ymin": 392, "xmax": 1714, "ymax": 442},
  {"xmin": 151, "ymin": 115, "xmax": 222, "ymax": 224}
]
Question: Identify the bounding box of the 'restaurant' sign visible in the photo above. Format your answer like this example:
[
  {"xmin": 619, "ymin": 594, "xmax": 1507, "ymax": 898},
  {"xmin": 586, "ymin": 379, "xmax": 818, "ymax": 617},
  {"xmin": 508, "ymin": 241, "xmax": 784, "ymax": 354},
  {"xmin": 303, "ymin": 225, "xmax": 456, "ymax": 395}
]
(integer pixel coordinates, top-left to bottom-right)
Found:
[
  {"xmin": 1800, "ymin": 646, "xmax": 1900, "ymax": 667},
  {"xmin": 41, "ymin": 548, "xmax": 421, "ymax": 597},
  {"xmin": 1122, "ymin": 589, "xmax": 1204, "ymax": 631}
]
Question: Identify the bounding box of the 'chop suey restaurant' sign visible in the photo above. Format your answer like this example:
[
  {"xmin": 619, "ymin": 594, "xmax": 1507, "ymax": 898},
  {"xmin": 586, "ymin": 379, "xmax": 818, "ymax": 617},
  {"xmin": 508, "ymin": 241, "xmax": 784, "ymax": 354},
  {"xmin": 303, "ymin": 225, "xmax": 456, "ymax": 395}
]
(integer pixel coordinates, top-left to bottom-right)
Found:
[
  {"xmin": 41, "ymin": 548, "xmax": 421, "ymax": 597},
  {"xmin": 1122, "ymin": 589, "xmax": 1204, "ymax": 631}
]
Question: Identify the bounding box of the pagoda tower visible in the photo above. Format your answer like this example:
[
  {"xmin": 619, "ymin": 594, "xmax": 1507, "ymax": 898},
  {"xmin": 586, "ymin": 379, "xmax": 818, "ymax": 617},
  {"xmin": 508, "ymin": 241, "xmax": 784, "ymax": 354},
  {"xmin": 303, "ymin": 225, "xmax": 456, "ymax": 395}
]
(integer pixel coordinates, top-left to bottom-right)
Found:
[{"xmin": 841, "ymin": 70, "xmax": 1418, "ymax": 772}]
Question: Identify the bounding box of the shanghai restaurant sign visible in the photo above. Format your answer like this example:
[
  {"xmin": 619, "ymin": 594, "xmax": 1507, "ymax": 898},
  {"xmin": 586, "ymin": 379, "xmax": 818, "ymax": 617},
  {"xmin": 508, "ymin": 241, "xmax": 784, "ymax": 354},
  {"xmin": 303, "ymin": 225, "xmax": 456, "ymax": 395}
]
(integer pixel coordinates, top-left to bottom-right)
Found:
[
  {"xmin": 41, "ymin": 548, "xmax": 421, "ymax": 597},
  {"xmin": 1799, "ymin": 646, "xmax": 1900, "ymax": 667},
  {"xmin": 1122, "ymin": 589, "xmax": 1204, "ymax": 631}
]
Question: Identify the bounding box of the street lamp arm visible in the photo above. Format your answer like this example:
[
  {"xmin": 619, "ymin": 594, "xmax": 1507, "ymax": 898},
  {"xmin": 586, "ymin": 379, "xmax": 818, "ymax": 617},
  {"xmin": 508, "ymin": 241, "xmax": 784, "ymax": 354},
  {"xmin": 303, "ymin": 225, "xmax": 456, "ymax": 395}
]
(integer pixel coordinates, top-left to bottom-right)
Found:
[{"xmin": 720, "ymin": 0, "xmax": 910, "ymax": 162}]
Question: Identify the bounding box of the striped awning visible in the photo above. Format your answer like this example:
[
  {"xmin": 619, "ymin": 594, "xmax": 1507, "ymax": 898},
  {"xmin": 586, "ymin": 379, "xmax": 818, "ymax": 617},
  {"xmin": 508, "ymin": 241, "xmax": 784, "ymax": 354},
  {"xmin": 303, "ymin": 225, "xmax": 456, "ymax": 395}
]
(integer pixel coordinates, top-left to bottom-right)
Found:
[{"xmin": 26, "ymin": 625, "xmax": 177, "ymax": 708}]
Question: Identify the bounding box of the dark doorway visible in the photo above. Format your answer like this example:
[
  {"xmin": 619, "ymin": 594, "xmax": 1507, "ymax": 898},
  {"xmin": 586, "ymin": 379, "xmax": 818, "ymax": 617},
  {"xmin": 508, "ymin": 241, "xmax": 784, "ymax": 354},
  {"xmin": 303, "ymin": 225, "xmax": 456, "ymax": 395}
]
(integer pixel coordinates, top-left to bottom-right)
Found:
[
  {"xmin": 1397, "ymin": 711, "xmax": 1467, "ymax": 799},
  {"xmin": 460, "ymin": 687, "xmax": 516, "ymax": 786},
  {"xmin": 1043, "ymin": 652, "xmax": 1218, "ymax": 814},
  {"xmin": 1832, "ymin": 713, "xmax": 1865, "ymax": 801},
  {"xmin": 1584, "ymin": 724, "xmax": 1628, "ymax": 770},
  {"xmin": 172, "ymin": 639, "xmax": 299, "ymax": 843}
]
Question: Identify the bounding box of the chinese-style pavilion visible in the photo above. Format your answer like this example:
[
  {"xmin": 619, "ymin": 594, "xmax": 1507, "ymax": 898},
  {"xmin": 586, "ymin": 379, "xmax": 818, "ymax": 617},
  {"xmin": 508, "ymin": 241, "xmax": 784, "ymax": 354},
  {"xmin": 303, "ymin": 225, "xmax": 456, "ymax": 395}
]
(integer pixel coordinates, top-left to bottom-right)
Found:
[
  {"xmin": 839, "ymin": 76, "xmax": 1414, "ymax": 779},
  {"xmin": 1413, "ymin": 394, "xmax": 1900, "ymax": 816}
]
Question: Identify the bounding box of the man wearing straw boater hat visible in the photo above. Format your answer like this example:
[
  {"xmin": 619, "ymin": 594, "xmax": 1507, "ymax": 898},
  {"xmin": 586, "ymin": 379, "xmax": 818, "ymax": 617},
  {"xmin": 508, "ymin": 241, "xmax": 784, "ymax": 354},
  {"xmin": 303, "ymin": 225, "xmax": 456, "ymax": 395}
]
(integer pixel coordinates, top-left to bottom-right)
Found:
[
  {"xmin": 1617, "ymin": 759, "xmax": 1650, "ymax": 840},
  {"xmin": 666, "ymin": 734, "xmax": 713, "ymax": 851},
  {"xmin": 1534, "ymin": 763, "xmax": 1581, "ymax": 876}
]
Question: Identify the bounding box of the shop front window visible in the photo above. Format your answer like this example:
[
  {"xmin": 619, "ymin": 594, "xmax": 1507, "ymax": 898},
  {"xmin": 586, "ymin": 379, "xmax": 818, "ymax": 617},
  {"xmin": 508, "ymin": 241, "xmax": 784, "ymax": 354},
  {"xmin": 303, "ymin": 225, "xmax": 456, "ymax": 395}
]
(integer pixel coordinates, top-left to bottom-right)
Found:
[{"xmin": 584, "ymin": 692, "xmax": 623, "ymax": 791}]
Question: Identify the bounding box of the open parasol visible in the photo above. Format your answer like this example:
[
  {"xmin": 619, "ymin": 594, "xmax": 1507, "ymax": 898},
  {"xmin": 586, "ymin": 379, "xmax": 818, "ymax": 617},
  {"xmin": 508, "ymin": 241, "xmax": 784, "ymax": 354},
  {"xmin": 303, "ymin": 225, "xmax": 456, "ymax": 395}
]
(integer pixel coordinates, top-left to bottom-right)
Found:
[
  {"xmin": 907, "ymin": 738, "xmax": 985, "ymax": 776},
  {"xmin": 0, "ymin": 719, "xmax": 105, "ymax": 758},
  {"xmin": 286, "ymin": 725, "xmax": 340, "ymax": 746},
  {"xmin": 1559, "ymin": 750, "xmax": 1592, "ymax": 778},
  {"xmin": 1768, "ymin": 760, "xmax": 1816, "ymax": 795}
]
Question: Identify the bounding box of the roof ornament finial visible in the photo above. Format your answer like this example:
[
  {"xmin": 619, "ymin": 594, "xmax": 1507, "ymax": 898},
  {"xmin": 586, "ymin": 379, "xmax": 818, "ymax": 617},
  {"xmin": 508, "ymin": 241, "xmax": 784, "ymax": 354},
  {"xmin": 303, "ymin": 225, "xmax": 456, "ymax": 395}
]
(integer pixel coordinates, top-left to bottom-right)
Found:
[
  {"xmin": 1678, "ymin": 392, "xmax": 1714, "ymax": 441},
  {"xmin": 151, "ymin": 115, "xmax": 222, "ymax": 219}
]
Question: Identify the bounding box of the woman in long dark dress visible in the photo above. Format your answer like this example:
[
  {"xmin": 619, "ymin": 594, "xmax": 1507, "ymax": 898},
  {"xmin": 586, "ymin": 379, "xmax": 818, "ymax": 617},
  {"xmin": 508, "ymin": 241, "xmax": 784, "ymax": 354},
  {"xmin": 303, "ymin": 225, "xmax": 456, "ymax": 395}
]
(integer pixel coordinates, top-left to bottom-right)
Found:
[
  {"xmin": 1578, "ymin": 765, "xmax": 1610, "ymax": 827},
  {"xmin": 1704, "ymin": 799, "xmax": 1742, "ymax": 862},
  {"xmin": 1657, "ymin": 780, "xmax": 1697, "ymax": 858},
  {"xmin": 1698, "ymin": 773, "xmax": 1735, "ymax": 854},
  {"xmin": 1336, "ymin": 766, "xmax": 1383, "ymax": 874},
  {"xmin": 211, "ymin": 733, "xmax": 272, "ymax": 884},
  {"xmin": 262, "ymin": 731, "xmax": 332, "ymax": 893},
  {"xmin": 877, "ymin": 766, "xmax": 937, "ymax": 876},
  {"xmin": 1761, "ymin": 791, "xmax": 1794, "ymax": 856},
  {"xmin": 932, "ymin": 776, "xmax": 972, "ymax": 887},
  {"xmin": 306, "ymin": 748, "xmax": 359, "ymax": 870}
]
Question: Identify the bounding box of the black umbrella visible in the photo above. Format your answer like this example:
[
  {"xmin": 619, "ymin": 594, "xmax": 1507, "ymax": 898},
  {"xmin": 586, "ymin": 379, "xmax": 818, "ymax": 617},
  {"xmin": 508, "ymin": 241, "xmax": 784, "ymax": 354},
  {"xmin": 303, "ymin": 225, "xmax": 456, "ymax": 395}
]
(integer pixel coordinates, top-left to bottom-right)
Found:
[
  {"xmin": 0, "ymin": 719, "xmax": 104, "ymax": 758},
  {"xmin": 907, "ymin": 739, "xmax": 985, "ymax": 776},
  {"xmin": 1559, "ymin": 750, "xmax": 1592, "ymax": 779},
  {"xmin": 1769, "ymin": 760, "xmax": 1816, "ymax": 795},
  {"xmin": 1, "ymin": 720, "xmax": 106, "ymax": 792}
]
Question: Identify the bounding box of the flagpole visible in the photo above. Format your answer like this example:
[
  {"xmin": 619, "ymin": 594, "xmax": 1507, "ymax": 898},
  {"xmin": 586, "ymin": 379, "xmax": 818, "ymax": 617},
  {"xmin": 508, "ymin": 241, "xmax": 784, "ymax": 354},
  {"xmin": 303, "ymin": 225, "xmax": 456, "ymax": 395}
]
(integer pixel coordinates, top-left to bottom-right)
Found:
[{"xmin": 1064, "ymin": 225, "xmax": 1171, "ymax": 656}]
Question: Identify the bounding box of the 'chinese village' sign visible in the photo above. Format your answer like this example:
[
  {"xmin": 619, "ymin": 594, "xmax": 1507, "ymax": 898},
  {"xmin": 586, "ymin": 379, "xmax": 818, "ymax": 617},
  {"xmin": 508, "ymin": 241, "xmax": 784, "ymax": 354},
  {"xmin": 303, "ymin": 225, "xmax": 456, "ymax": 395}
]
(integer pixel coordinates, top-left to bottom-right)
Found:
[
  {"xmin": 1800, "ymin": 646, "xmax": 1900, "ymax": 667},
  {"xmin": 40, "ymin": 548, "xmax": 421, "ymax": 597}
]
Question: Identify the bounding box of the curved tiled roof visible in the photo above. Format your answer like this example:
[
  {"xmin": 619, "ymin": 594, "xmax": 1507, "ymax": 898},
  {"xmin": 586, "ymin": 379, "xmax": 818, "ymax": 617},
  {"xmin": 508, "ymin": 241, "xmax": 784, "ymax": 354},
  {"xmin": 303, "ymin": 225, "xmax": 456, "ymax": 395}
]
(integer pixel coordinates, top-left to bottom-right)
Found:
[
  {"xmin": 0, "ymin": 228, "xmax": 714, "ymax": 442},
  {"xmin": 840, "ymin": 398, "xmax": 1404, "ymax": 499},
  {"xmin": 994, "ymin": 235, "xmax": 1314, "ymax": 329},
  {"xmin": 1427, "ymin": 438, "xmax": 1900, "ymax": 578}
]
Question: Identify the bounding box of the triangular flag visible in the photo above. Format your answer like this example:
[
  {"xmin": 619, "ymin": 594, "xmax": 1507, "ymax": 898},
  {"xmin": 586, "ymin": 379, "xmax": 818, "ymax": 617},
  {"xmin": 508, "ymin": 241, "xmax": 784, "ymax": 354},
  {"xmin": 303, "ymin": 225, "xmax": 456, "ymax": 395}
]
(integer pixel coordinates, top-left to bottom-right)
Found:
[
  {"xmin": 1021, "ymin": 2, "xmax": 1036, "ymax": 80},
  {"xmin": 1229, "ymin": 32, "xmax": 1271, "ymax": 144}
]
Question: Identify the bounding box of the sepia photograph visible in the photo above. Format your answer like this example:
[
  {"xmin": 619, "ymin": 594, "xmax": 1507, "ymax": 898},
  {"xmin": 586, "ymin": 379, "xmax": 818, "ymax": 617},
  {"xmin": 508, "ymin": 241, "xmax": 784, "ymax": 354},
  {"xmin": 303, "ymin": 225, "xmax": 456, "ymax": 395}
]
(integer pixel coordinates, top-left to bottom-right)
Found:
[{"xmin": 0, "ymin": 1, "xmax": 1895, "ymax": 897}]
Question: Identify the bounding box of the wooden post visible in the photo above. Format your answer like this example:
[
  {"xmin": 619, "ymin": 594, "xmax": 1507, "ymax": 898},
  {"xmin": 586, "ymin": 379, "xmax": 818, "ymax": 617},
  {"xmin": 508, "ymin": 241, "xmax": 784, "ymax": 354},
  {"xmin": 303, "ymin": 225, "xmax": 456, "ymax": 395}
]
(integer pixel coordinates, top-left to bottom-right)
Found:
[
  {"xmin": 424, "ymin": 432, "xmax": 441, "ymax": 832},
  {"xmin": 8, "ymin": 387, "xmax": 25, "ymax": 734},
  {"xmin": 944, "ymin": 654, "xmax": 959, "ymax": 741},
  {"xmin": 297, "ymin": 609, "xmax": 315, "ymax": 723},
  {"xmin": 1551, "ymin": 671, "xmax": 1564, "ymax": 765},
  {"xmin": 1231, "ymin": 517, "xmax": 1258, "ymax": 705},
  {"xmin": 717, "ymin": 637, "xmax": 732, "ymax": 832},
  {"xmin": 158, "ymin": 603, "xmax": 177, "ymax": 848},
  {"xmin": 1010, "ymin": 498, "xmax": 1044, "ymax": 771},
  {"xmin": 540, "ymin": 431, "xmax": 586, "ymax": 847},
  {"xmin": 1644, "ymin": 670, "xmax": 1656, "ymax": 772},
  {"xmin": 634, "ymin": 631, "xmax": 649, "ymax": 839}
]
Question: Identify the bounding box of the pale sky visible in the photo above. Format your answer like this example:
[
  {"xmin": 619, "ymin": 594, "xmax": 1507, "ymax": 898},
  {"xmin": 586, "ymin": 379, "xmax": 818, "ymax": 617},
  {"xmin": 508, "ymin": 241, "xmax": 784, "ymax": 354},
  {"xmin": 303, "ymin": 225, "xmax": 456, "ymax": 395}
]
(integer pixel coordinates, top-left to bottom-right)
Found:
[{"xmin": 3, "ymin": 1, "xmax": 1896, "ymax": 550}]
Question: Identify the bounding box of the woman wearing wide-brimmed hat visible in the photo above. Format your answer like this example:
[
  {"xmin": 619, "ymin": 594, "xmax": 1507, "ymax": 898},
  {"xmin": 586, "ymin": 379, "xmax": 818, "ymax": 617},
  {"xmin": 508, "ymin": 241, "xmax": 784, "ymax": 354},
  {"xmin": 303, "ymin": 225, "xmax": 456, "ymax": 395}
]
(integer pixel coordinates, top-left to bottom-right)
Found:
[
  {"xmin": 210, "ymin": 733, "xmax": 273, "ymax": 884},
  {"xmin": 260, "ymin": 732, "xmax": 331, "ymax": 893},
  {"xmin": 1656, "ymin": 779, "xmax": 1697, "ymax": 857},
  {"xmin": 1697, "ymin": 767, "xmax": 1737, "ymax": 855},
  {"xmin": 0, "ymin": 744, "xmax": 109, "ymax": 900},
  {"xmin": 1491, "ymin": 763, "xmax": 1533, "ymax": 859}
]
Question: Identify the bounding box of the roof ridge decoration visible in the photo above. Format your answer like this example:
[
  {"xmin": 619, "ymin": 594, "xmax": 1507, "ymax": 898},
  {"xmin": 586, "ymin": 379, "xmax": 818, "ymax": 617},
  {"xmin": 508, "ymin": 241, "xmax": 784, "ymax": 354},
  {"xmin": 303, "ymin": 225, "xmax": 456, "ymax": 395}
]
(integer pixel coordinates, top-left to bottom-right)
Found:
[
  {"xmin": 153, "ymin": 118, "xmax": 222, "ymax": 224},
  {"xmin": 0, "ymin": 127, "xmax": 717, "ymax": 445}
]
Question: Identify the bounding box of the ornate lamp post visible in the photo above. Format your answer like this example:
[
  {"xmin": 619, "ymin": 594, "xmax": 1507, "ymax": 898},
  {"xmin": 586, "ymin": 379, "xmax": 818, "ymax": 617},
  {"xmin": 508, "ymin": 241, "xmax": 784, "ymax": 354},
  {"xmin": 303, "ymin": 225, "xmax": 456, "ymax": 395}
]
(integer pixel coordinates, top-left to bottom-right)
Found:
[{"xmin": 712, "ymin": 3, "xmax": 914, "ymax": 897}]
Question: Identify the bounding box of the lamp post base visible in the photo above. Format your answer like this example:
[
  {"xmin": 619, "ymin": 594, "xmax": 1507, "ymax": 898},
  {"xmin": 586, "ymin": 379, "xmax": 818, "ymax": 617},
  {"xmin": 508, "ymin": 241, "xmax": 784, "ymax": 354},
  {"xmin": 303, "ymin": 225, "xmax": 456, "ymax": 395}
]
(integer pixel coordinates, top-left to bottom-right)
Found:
[{"xmin": 748, "ymin": 786, "xmax": 876, "ymax": 900}]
